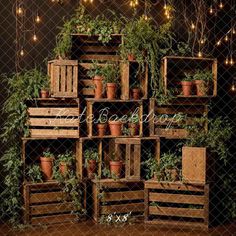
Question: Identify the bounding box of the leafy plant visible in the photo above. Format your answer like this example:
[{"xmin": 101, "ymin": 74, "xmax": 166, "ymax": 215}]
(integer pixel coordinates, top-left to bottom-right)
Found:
[
  {"xmin": 142, "ymin": 152, "xmax": 160, "ymax": 180},
  {"xmin": 130, "ymin": 82, "xmax": 141, "ymax": 89},
  {"xmin": 42, "ymin": 148, "xmax": 54, "ymax": 158},
  {"xmin": 128, "ymin": 113, "xmax": 139, "ymax": 124},
  {"xmin": 161, "ymin": 152, "xmax": 181, "ymax": 170},
  {"xmin": 102, "ymin": 64, "xmax": 120, "ymax": 84},
  {"xmin": 84, "ymin": 148, "xmax": 99, "ymax": 168},
  {"xmin": 87, "ymin": 61, "xmax": 104, "ymax": 78},
  {"xmin": 193, "ymin": 70, "xmax": 213, "ymax": 82},
  {"xmin": 26, "ymin": 164, "xmax": 43, "ymax": 183},
  {"xmin": 183, "ymin": 72, "xmax": 193, "ymax": 81},
  {"xmin": 58, "ymin": 151, "xmax": 74, "ymax": 164}
]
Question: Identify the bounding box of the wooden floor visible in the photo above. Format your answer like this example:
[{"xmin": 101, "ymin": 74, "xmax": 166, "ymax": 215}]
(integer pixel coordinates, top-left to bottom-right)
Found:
[{"xmin": 1, "ymin": 221, "xmax": 235, "ymax": 236}]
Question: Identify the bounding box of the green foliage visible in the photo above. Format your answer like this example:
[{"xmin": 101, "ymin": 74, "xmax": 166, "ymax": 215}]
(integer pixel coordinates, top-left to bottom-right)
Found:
[
  {"xmin": 26, "ymin": 165, "xmax": 43, "ymax": 183},
  {"xmin": 84, "ymin": 148, "xmax": 99, "ymax": 168},
  {"xmin": 142, "ymin": 152, "xmax": 160, "ymax": 180},
  {"xmin": 58, "ymin": 151, "xmax": 74, "ymax": 164},
  {"xmin": 183, "ymin": 72, "xmax": 194, "ymax": 81},
  {"xmin": 161, "ymin": 152, "xmax": 181, "ymax": 170},
  {"xmin": 193, "ymin": 70, "xmax": 213, "ymax": 82},
  {"xmin": 102, "ymin": 64, "xmax": 120, "ymax": 84},
  {"xmin": 42, "ymin": 148, "xmax": 54, "ymax": 158},
  {"xmin": 128, "ymin": 113, "xmax": 139, "ymax": 124},
  {"xmin": 87, "ymin": 61, "xmax": 104, "ymax": 78},
  {"xmin": 130, "ymin": 81, "xmax": 141, "ymax": 89},
  {"xmin": 175, "ymin": 42, "xmax": 191, "ymax": 56},
  {"xmin": 185, "ymin": 117, "xmax": 232, "ymax": 164}
]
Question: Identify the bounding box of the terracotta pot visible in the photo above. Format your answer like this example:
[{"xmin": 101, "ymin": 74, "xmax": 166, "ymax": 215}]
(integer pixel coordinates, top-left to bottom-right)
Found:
[
  {"xmin": 110, "ymin": 161, "xmax": 123, "ymax": 178},
  {"xmin": 87, "ymin": 160, "xmax": 97, "ymax": 179},
  {"xmin": 97, "ymin": 123, "xmax": 107, "ymax": 137},
  {"xmin": 128, "ymin": 123, "xmax": 139, "ymax": 136},
  {"xmin": 128, "ymin": 54, "xmax": 135, "ymax": 61},
  {"xmin": 40, "ymin": 90, "xmax": 49, "ymax": 99},
  {"xmin": 132, "ymin": 88, "xmax": 141, "ymax": 100},
  {"xmin": 181, "ymin": 81, "xmax": 193, "ymax": 96},
  {"xmin": 195, "ymin": 80, "xmax": 207, "ymax": 96},
  {"xmin": 109, "ymin": 120, "xmax": 122, "ymax": 136},
  {"xmin": 165, "ymin": 168, "xmax": 179, "ymax": 181},
  {"xmin": 93, "ymin": 75, "xmax": 104, "ymax": 99},
  {"xmin": 106, "ymin": 83, "xmax": 117, "ymax": 100},
  {"xmin": 40, "ymin": 157, "xmax": 53, "ymax": 180},
  {"xmin": 59, "ymin": 162, "xmax": 69, "ymax": 176}
]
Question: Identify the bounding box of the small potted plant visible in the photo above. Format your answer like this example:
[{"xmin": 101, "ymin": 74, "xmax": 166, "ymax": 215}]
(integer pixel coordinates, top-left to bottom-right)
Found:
[
  {"xmin": 97, "ymin": 117, "xmax": 107, "ymax": 137},
  {"xmin": 87, "ymin": 61, "xmax": 104, "ymax": 99},
  {"xmin": 40, "ymin": 75, "xmax": 50, "ymax": 99},
  {"xmin": 58, "ymin": 151, "xmax": 74, "ymax": 176},
  {"xmin": 161, "ymin": 152, "xmax": 181, "ymax": 182},
  {"xmin": 103, "ymin": 64, "xmax": 120, "ymax": 100},
  {"xmin": 84, "ymin": 148, "xmax": 99, "ymax": 179},
  {"xmin": 109, "ymin": 152, "xmax": 123, "ymax": 178},
  {"xmin": 181, "ymin": 72, "xmax": 193, "ymax": 96},
  {"xmin": 130, "ymin": 82, "xmax": 141, "ymax": 100},
  {"xmin": 193, "ymin": 70, "xmax": 213, "ymax": 96},
  {"xmin": 108, "ymin": 117, "xmax": 123, "ymax": 136},
  {"xmin": 128, "ymin": 113, "xmax": 140, "ymax": 136},
  {"xmin": 40, "ymin": 148, "xmax": 54, "ymax": 180}
]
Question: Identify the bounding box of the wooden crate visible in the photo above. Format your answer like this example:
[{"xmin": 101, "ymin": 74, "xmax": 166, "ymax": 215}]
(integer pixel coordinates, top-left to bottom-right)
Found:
[
  {"xmin": 144, "ymin": 181, "xmax": 210, "ymax": 229},
  {"xmin": 26, "ymin": 98, "xmax": 80, "ymax": 138},
  {"xmin": 149, "ymin": 99, "xmax": 208, "ymax": 139},
  {"xmin": 182, "ymin": 147, "xmax": 214, "ymax": 184},
  {"xmin": 120, "ymin": 62, "xmax": 148, "ymax": 100},
  {"xmin": 23, "ymin": 182, "xmax": 86, "ymax": 225},
  {"xmin": 91, "ymin": 179, "xmax": 144, "ymax": 223},
  {"xmin": 48, "ymin": 60, "xmax": 78, "ymax": 98},
  {"xmin": 161, "ymin": 56, "xmax": 217, "ymax": 98},
  {"xmin": 86, "ymin": 99, "xmax": 143, "ymax": 138}
]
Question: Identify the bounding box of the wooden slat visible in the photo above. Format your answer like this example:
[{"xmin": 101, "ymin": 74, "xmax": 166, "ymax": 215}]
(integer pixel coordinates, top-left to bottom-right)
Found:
[
  {"xmin": 81, "ymin": 88, "xmax": 94, "ymax": 96},
  {"xmin": 72, "ymin": 65, "xmax": 78, "ymax": 97},
  {"xmin": 149, "ymin": 192, "xmax": 205, "ymax": 205},
  {"xmin": 61, "ymin": 66, "xmax": 66, "ymax": 93},
  {"xmin": 145, "ymin": 181, "xmax": 204, "ymax": 192},
  {"xmin": 30, "ymin": 192, "xmax": 65, "ymax": 204},
  {"xmin": 54, "ymin": 65, "xmax": 60, "ymax": 94},
  {"xmin": 50, "ymin": 60, "xmax": 78, "ymax": 66},
  {"xmin": 79, "ymin": 63, "xmax": 107, "ymax": 70},
  {"xmin": 31, "ymin": 214, "xmax": 78, "ymax": 225},
  {"xmin": 31, "ymin": 202, "xmax": 75, "ymax": 215},
  {"xmin": 101, "ymin": 203, "xmax": 144, "ymax": 214},
  {"xmin": 149, "ymin": 206, "xmax": 204, "ymax": 218},
  {"xmin": 28, "ymin": 107, "xmax": 79, "ymax": 117},
  {"xmin": 30, "ymin": 129, "xmax": 79, "ymax": 137},
  {"xmin": 155, "ymin": 128, "xmax": 188, "ymax": 138},
  {"xmin": 101, "ymin": 190, "xmax": 144, "ymax": 202},
  {"xmin": 67, "ymin": 66, "xmax": 72, "ymax": 93},
  {"xmin": 79, "ymin": 54, "xmax": 120, "ymax": 61},
  {"xmin": 80, "ymin": 45, "xmax": 119, "ymax": 53},
  {"xmin": 80, "ymin": 79, "xmax": 94, "ymax": 86},
  {"xmin": 156, "ymin": 107, "xmax": 206, "ymax": 114},
  {"xmin": 29, "ymin": 118, "xmax": 79, "ymax": 127}
]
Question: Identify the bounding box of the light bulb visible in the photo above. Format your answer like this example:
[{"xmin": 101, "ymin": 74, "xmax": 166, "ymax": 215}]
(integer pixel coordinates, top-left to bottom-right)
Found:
[
  {"xmin": 135, "ymin": 0, "xmax": 138, "ymax": 5},
  {"xmin": 166, "ymin": 13, "xmax": 171, "ymax": 19},
  {"xmin": 16, "ymin": 7, "xmax": 23, "ymax": 15},
  {"xmin": 219, "ymin": 2, "xmax": 224, "ymax": 9},
  {"xmin": 144, "ymin": 15, "xmax": 148, "ymax": 21},
  {"xmin": 130, "ymin": 1, "xmax": 133, "ymax": 7},
  {"xmin": 90, "ymin": 0, "xmax": 93, "ymax": 3},
  {"xmin": 36, "ymin": 15, "xmax": 41, "ymax": 23},
  {"xmin": 200, "ymin": 39, "xmax": 205, "ymax": 45},
  {"xmin": 33, "ymin": 34, "xmax": 37, "ymax": 42},
  {"xmin": 164, "ymin": 3, "xmax": 167, "ymax": 10},
  {"xmin": 198, "ymin": 51, "xmax": 202, "ymax": 58},
  {"xmin": 216, "ymin": 40, "xmax": 221, "ymax": 46},
  {"xmin": 164, "ymin": 10, "xmax": 168, "ymax": 16},
  {"xmin": 20, "ymin": 49, "xmax": 24, "ymax": 57},
  {"xmin": 225, "ymin": 57, "xmax": 229, "ymax": 65},
  {"xmin": 209, "ymin": 6, "xmax": 214, "ymax": 14},
  {"xmin": 224, "ymin": 35, "xmax": 229, "ymax": 42},
  {"xmin": 231, "ymin": 84, "xmax": 236, "ymax": 91},
  {"xmin": 232, "ymin": 28, "xmax": 236, "ymax": 34},
  {"xmin": 230, "ymin": 58, "xmax": 234, "ymax": 65},
  {"xmin": 191, "ymin": 23, "xmax": 195, "ymax": 30}
]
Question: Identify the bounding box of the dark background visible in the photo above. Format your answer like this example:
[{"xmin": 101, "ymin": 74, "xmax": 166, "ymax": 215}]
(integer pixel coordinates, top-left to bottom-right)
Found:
[{"xmin": 0, "ymin": 0, "xmax": 235, "ymax": 222}]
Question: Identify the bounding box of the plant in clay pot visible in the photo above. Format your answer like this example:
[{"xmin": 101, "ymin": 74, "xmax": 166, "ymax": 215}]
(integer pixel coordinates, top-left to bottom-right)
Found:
[
  {"xmin": 84, "ymin": 148, "xmax": 99, "ymax": 179},
  {"xmin": 130, "ymin": 82, "xmax": 141, "ymax": 100},
  {"xmin": 40, "ymin": 148, "xmax": 54, "ymax": 181},
  {"xmin": 109, "ymin": 152, "xmax": 123, "ymax": 178},
  {"xmin": 108, "ymin": 117, "xmax": 123, "ymax": 136},
  {"xmin": 97, "ymin": 117, "xmax": 107, "ymax": 137},
  {"xmin": 103, "ymin": 64, "xmax": 120, "ymax": 100},
  {"xmin": 128, "ymin": 113, "xmax": 139, "ymax": 136},
  {"xmin": 39, "ymin": 74, "xmax": 50, "ymax": 98},
  {"xmin": 57, "ymin": 151, "xmax": 74, "ymax": 176},
  {"xmin": 87, "ymin": 61, "xmax": 105, "ymax": 99},
  {"xmin": 181, "ymin": 73, "xmax": 193, "ymax": 96},
  {"xmin": 193, "ymin": 70, "xmax": 213, "ymax": 96},
  {"xmin": 161, "ymin": 152, "xmax": 181, "ymax": 182}
]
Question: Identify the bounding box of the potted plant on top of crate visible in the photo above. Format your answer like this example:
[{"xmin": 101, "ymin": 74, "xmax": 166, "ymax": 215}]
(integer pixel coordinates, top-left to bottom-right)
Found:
[
  {"xmin": 181, "ymin": 72, "xmax": 194, "ymax": 96},
  {"xmin": 57, "ymin": 151, "xmax": 74, "ymax": 176},
  {"xmin": 87, "ymin": 61, "xmax": 105, "ymax": 99},
  {"xmin": 40, "ymin": 148, "xmax": 54, "ymax": 181},
  {"xmin": 103, "ymin": 63, "xmax": 120, "ymax": 100},
  {"xmin": 109, "ymin": 152, "xmax": 123, "ymax": 178},
  {"xmin": 128, "ymin": 113, "xmax": 139, "ymax": 136},
  {"xmin": 193, "ymin": 70, "xmax": 213, "ymax": 96},
  {"xmin": 84, "ymin": 148, "xmax": 99, "ymax": 179},
  {"xmin": 182, "ymin": 117, "xmax": 232, "ymax": 183}
]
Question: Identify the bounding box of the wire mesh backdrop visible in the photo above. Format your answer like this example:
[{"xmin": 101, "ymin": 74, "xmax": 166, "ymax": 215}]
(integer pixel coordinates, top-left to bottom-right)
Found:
[{"xmin": 0, "ymin": 0, "xmax": 235, "ymax": 235}]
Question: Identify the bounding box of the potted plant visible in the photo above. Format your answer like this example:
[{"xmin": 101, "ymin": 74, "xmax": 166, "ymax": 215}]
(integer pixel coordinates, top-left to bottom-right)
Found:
[
  {"xmin": 40, "ymin": 148, "xmax": 54, "ymax": 180},
  {"xmin": 39, "ymin": 74, "xmax": 50, "ymax": 98},
  {"xmin": 97, "ymin": 117, "xmax": 107, "ymax": 137},
  {"xmin": 161, "ymin": 152, "xmax": 181, "ymax": 182},
  {"xmin": 57, "ymin": 151, "xmax": 74, "ymax": 176},
  {"xmin": 130, "ymin": 82, "xmax": 141, "ymax": 100},
  {"xmin": 108, "ymin": 117, "xmax": 123, "ymax": 136},
  {"xmin": 181, "ymin": 72, "xmax": 193, "ymax": 96},
  {"xmin": 84, "ymin": 148, "xmax": 99, "ymax": 179},
  {"xmin": 193, "ymin": 70, "xmax": 213, "ymax": 96},
  {"xmin": 87, "ymin": 61, "xmax": 105, "ymax": 99},
  {"xmin": 109, "ymin": 152, "xmax": 123, "ymax": 178},
  {"xmin": 128, "ymin": 113, "xmax": 139, "ymax": 136},
  {"xmin": 103, "ymin": 64, "xmax": 120, "ymax": 100}
]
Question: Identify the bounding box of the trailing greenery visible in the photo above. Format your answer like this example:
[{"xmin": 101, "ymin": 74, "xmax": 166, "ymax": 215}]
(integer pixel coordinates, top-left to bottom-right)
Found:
[
  {"xmin": 102, "ymin": 64, "xmax": 120, "ymax": 84},
  {"xmin": 183, "ymin": 72, "xmax": 194, "ymax": 81},
  {"xmin": 58, "ymin": 151, "xmax": 74, "ymax": 164},
  {"xmin": 26, "ymin": 164, "xmax": 43, "ymax": 183},
  {"xmin": 193, "ymin": 70, "xmax": 213, "ymax": 82},
  {"xmin": 42, "ymin": 148, "xmax": 55, "ymax": 159},
  {"xmin": 0, "ymin": 69, "xmax": 49, "ymax": 225}
]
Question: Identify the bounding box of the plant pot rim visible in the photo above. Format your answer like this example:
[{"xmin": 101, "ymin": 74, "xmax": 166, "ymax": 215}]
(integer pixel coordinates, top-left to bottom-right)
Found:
[
  {"xmin": 88, "ymin": 159, "xmax": 97, "ymax": 163},
  {"xmin": 40, "ymin": 157, "xmax": 53, "ymax": 161},
  {"xmin": 132, "ymin": 88, "xmax": 140, "ymax": 91},
  {"xmin": 109, "ymin": 160, "xmax": 123, "ymax": 164},
  {"xmin": 97, "ymin": 123, "xmax": 107, "ymax": 127},
  {"xmin": 93, "ymin": 75, "xmax": 104, "ymax": 80},
  {"xmin": 181, "ymin": 81, "xmax": 193, "ymax": 84},
  {"xmin": 106, "ymin": 83, "xmax": 117, "ymax": 86},
  {"xmin": 108, "ymin": 120, "xmax": 122, "ymax": 125}
]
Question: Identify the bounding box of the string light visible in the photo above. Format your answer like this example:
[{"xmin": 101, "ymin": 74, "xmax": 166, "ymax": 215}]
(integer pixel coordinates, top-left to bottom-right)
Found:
[
  {"xmin": 231, "ymin": 84, "xmax": 235, "ymax": 91},
  {"xmin": 33, "ymin": 33, "xmax": 38, "ymax": 42},
  {"xmin": 90, "ymin": 0, "xmax": 93, "ymax": 3},
  {"xmin": 200, "ymin": 39, "xmax": 205, "ymax": 45},
  {"xmin": 20, "ymin": 48, "xmax": 25, "ymax": 57},
  {"xmin": 209, "ymin": 5, "xmax": 214, "ymax": 14},
  {"xmin": 219, "ymin": 1, "xmax": 224, "ymax": 9},
  {"xmin": 232, "ymin": 28, "xmax": 236, "ymax": 35},
  {"xmin": 35, "ymin": 14, "xmax": 41, "ymax": 23},
  {"xmin": 224, "ymin": 35, "xmax": 229, "ymax": 42},
  {"xmin": 225, "ymin": 57, "xmax": 229, "ymax": 65},
  {"xmin": 16, "ymin": 7, "xmax": 23, "ymax": 15},
  {"xmin": 197, "ymin": 51, "xmax": 203, "ymax": 58},
  {"xmin": 164, "ymin": 3, "xmax": 167, "ymax": 10},
  {"xmin": 191, "ymin": 23, "xmax": 195, "ymax": 30},
  {"xmin": 229, "ymin": 57, "xmax": 234, "ymax": 65},
  {"xmin": 130, "ymin": 0, "xmax": 138, "ymax": 7},
  {"xmin": 216, "ymin": 40, "xmax": 221, "ymax": 46}
]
